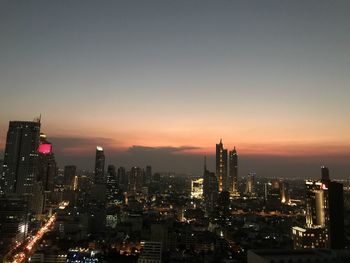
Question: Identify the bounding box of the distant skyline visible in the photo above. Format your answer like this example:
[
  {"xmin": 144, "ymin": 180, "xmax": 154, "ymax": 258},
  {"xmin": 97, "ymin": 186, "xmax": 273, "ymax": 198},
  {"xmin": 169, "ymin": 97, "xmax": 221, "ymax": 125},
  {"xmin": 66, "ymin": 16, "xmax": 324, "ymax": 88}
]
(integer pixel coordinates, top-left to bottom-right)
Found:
[{"xmin": 1, "ymin": 1, "xmax": 350, "ymax": 178}]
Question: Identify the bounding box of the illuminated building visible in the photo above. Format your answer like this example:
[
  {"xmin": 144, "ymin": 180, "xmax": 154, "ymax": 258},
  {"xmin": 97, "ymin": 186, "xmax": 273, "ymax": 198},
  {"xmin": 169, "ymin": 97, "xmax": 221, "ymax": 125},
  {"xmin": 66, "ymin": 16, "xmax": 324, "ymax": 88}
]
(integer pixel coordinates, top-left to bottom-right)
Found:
[
  {"xmin": 245, "ymin": 172, "xmax": 255, "ymax": 196},
  {"xmin": 216, "ymin": 139, "xmax": 228, "ymax": 192},
  {"xmin": 138, "ymin": 241, "xmax": 162, "ymax": 263},
  {"xmin": 191, "ymin": 178, "xmax": 203, "ymax": 199},
  {"xmin": 94, "ymin": 146, "xmax": 105, "ymax": 184},
  {"xmin": 229, "ymin": 147, "xmax": 239, "ymax": 196},
  {"xmin": 0, "ymin": 197, "xmax": 28, "ymax": 251},
  {"xmin": 305, "ymin": 180, "xmax": 327, "ymax": 228},
  {"xmin": 2, "ymin": 120, "xmax": 41, "ymax": 195},
  {"xmin": 292, "ymin": 167, "xmax": 344, "ymax": 249},
  {"xmin": 66, "ymin": 249, "xmax": 101, "ymax": 263},
  {"xmin": 106, "ymin": 165, "xmax": 118, "ymax": 203},
  {"xmin": 291, "ymin": 226, "xmax": 327, "ymax": 249},
  {"xmin": 280, "ymin": 181, "xmax": 290, "ymax": 204}
]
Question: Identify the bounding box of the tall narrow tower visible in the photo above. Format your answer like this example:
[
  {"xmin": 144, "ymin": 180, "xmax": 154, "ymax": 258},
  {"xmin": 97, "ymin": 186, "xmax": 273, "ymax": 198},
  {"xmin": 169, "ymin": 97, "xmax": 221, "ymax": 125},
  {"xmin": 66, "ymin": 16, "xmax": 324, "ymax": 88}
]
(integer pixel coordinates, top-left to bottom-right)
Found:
[
  {"xmin": 229, "ymin": 147, "xmax": 238, "ymax": 195},
  {"xmin": 94, "ymin": 146, "xmax": 105, "ymax": 184},
  {"xmin": 216, "ymin": 139, "xmax": 228, "ymax": 192}
]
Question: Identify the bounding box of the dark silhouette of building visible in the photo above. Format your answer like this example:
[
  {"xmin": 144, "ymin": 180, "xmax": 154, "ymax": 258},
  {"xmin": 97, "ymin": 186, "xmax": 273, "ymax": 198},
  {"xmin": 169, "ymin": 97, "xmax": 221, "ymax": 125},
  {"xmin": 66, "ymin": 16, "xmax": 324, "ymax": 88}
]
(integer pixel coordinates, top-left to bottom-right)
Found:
[
  {"xmin": 229, "ymin": 147, "xmax": 238, "ymax": 196},
  {"xmin": 129, "ymin": 166, "xmax": 143, "ymax": 193},
  {"xmin": 94, "ymin": 146, "xmax": 105, "ymax": 184},
  {"xmin": 321, "ymin": 166, "xmax": 330, "ymax": 182},
  {"xmin": 203, "ymin": 157, "xmax": 218, "ymax": 213},
  {"xmin": 118, "ymin": 167, "xmax": 127, "ymax": 191},
  {"xmin": 328, "ymin": 181, "xmax": 344, "ymax": 249},
  {"xmin": 64, "ymin": 165, "xmax": 76, "ymax": 189},
  {"xmin": 216, "ymin": 139, "xmax": 227, "ymax": 192},
  {"xmin": 144, "ymin": 165, "xmax": 152, "ymax": 186},
  {"xmin": 2, "ymin": 120, "xmax": 41, "ymax": 195}
]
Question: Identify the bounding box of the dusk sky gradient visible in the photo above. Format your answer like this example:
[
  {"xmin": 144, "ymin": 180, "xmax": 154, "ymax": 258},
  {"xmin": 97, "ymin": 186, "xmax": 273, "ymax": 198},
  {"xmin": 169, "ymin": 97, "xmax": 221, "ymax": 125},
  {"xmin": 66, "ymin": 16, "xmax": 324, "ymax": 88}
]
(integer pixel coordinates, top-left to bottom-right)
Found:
[{"xmin": 1, "ymin": 1, "xmax": 350, "ymax": 178}]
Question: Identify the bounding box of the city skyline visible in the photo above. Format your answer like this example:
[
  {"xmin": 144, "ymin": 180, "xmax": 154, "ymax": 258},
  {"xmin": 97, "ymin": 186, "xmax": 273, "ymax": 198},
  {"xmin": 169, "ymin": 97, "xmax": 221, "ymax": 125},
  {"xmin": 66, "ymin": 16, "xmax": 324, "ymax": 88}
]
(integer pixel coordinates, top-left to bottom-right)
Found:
[{"xmin": 1, "ymin": 1, "xmax": 350, "ymax": 178}]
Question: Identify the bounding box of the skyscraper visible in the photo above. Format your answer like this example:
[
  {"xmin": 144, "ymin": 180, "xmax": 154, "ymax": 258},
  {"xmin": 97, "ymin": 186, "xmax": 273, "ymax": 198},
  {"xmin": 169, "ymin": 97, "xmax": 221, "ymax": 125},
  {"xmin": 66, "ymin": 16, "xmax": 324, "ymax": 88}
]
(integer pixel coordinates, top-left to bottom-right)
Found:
[
  {"xmin": 321, "ymin": 166, "xmax": 330, "ymax": 182},
  {"xmin": 2, "ymin": 120, "xmax": 41, "ymax": 195},
  {"xmin": 94, "ymin": 146, "xmax": 105, "ymax": 184},
  {"xmin": 293, "ymin": 167, "xmax": 344, "ymax": 249},
  {"xmin": 216, "ymin": 139, "xmax": 228, "ymax": 192},
  {"xmin": 129, "ymin": 166, "xmax": 143, "ymax": 193},
  {"xmin": 106, "ymin": 165, "xmax": 118, "ymax": 203},
  {"xmin": 37, "ymin": 133, "xmax": 56, "ymax": 192},
  {"xmin": 327, "ymin": 181, "xmax": 344, "ymax": 249},
  {"xmin": 118, "ymin": 167, "xmax": 128, "ymax": 191},
  {"xmin": 245, "ymin": 172, "xmax": 255, "ymax": 196},
  {"xmin": 203, "ymin": 157, "xmax": 218, "ymax": 212},
  {"xmin": 229, "ymin": 147, "xmax": 238, "ymax": 196},
  {"xmin": 64, "ymin": 165, "xmax": 76, "ymax": 189}
]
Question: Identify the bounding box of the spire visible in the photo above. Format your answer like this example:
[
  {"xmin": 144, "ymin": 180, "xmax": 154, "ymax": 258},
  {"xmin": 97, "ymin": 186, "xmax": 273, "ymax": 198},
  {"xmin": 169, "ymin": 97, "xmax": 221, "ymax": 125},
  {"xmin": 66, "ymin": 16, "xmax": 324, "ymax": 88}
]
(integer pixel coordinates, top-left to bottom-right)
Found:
[
  {"xmin": 204, "ymin": 156, "xmax": 207, "ymax": 171},
  {"xmin": 220, "ymin": 138, "xmax": 222, "ymax": 145}
]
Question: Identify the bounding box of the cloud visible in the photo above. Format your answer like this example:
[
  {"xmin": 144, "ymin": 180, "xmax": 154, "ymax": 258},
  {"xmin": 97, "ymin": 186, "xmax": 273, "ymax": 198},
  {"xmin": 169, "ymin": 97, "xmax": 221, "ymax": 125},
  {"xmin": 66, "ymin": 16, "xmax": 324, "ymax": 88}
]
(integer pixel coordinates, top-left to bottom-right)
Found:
[
  {"xmin": 49, "ymin": 136, "xmax": 118, "ymax": 155},
  {"xmin": 128, "ymin": 145, "xmax": 200, "ymax": 155}
]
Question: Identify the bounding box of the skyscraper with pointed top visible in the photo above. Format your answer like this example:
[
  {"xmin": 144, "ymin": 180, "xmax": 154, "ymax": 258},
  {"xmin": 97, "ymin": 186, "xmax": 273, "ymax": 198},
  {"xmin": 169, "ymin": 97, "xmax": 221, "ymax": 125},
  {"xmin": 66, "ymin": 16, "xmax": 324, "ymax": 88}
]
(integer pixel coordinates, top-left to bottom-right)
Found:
[
  {"xmin": 229, "ymin": 147, "xmax": 239, "ymax": 196},
  {"xmin": 216, "ymin": 139, "xmax": 228, "ymax": 192}
]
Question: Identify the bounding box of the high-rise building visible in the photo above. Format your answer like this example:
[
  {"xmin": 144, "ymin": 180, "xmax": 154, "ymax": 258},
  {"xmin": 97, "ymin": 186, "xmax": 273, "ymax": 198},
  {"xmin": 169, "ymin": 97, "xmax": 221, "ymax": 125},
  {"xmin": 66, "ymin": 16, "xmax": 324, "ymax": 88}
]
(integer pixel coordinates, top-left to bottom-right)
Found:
[
  {"xmin": 37, "ymin": 133, "xmax": 57, "ymax": 213},
  {"xmin": 118, "ymin": 167, "xmax": 127, "ymax": 191},
  {"xmin": 0, "ymin": 197, "xmax": 28, "ymax": 251},
  {"xmin": 191, "ymin": 178, "xmax": 203, "ymax": 199},
  {"xmin": 327, "ymin": 181, "xmax": 344, "ymax": 249},
  {"xmin": 2, "ymin": 120, "xmax": 41, "ymax": 195},
  {"xmin": 245, "ymin": 172, "xmax": 255, "ymax": 196},
  {"xmin": 144, "ymin": 165, "xmax": 152, "ymax": 186},
  {"xmin": 94, "ymin": 146, "xmax": 105, "ymax": 184},
  {"xmin": 229, "ymin": 147, "xmax": 238, "ymax": 196},
  {"xmin": 321, "ymin": 166, "xmax": 330, "ymax": 182},
  {"xmin": 37, "ymin": 133, "xmax": 56, "ymax": 192},
  {"xmin": 138, "ymin": 241, "xmax": 162, "ymax": 263},
  {"xmin": 106, "ymin": 165, "xmax": 118, "ymax": 203},
  {"xmin": 203, "ymin": 157, "xmax": 218, "ymax": 212},
  {"xmin": 292, "ymin": 167, "xmax": 344, "ymax": 249},
  {"xmin": 129, "ymin": 166, "xmax": 143, "ymax": 193},
  {"xmin": 64, "ymin": 165, "xmax": 76, "ymax": 189},
  {"xmin": 216, "ymin": 139, "xmax": 228, "ymax": 192}
]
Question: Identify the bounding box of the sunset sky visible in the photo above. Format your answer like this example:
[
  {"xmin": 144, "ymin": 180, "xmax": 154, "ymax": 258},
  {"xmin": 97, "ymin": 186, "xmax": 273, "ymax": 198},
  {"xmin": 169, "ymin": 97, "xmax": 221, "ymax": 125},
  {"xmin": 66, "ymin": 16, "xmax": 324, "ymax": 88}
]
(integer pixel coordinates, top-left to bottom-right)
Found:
[{"xmin": 1, "ymin": 1, "xmax": 350, "ymax": 178}]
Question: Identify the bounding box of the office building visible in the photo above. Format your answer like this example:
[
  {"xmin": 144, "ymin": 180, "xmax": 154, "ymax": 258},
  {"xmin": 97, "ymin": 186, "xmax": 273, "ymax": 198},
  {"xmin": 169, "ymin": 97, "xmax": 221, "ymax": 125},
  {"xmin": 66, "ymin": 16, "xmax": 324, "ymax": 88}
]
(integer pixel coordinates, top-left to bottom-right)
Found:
[
  {"xmin": 291, "ymin": 226, "xmax": 327, "ymax": 249},
  {"xmin": 191, "ymin": 178, "xmax": 203, "ymax": 199},
  {"xmin": 106, "ymin": 165, "xmax": 118, "ymax": 203},
  {"xmin": 216, "ymin": 139, "xmax": 228, "ymax": 192},
  {"xmin": 2, "ymin": 120, "xmax": 41, "ymax": 195},
  {"xmin": 138, "ymin": 241, "xmax": 162, "ymax": 263}
]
